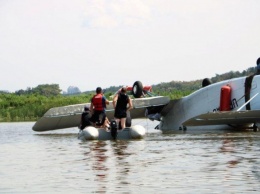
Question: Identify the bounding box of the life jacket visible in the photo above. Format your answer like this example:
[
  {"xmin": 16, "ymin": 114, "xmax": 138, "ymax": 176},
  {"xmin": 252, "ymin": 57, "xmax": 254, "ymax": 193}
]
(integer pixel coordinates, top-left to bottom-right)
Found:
[{"xmin": 92, "ymin": 94, "xmax": 104, "ymax": 111}]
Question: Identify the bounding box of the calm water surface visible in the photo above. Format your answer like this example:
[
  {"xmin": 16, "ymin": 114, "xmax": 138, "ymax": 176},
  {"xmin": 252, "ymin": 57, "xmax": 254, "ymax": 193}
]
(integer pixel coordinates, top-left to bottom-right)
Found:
[{"xmin": 1, "ymin": 120, "xmax": 260, "ymax": 193}]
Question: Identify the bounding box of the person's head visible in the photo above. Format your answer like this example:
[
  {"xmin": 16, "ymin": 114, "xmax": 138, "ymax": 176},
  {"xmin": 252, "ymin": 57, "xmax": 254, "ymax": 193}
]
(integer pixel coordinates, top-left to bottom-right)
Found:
[
  {"xmin": 121, "ymin": 86, "xmax": 127, "ymax": 93},
  {"xmin": 96, "ymin": 87, "xmax": 102, "ymax": 94},
  {"xmin": 84, "ymin": 106, "xmax": 89, "ymax": 111},
  {"xmin": 257, "ymin": 57, "xmax": 260, "ymax": 65},
  {"xmin": 256, "ymin": 57, "xmax": 260, "ymax": 71}
]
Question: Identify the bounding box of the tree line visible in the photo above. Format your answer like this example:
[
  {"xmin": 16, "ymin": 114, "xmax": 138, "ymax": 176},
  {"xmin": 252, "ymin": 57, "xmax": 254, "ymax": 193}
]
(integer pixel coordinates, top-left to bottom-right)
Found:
[{"xmin": 0, "ymin": 67, "xmax": 256, "ymax": 122}]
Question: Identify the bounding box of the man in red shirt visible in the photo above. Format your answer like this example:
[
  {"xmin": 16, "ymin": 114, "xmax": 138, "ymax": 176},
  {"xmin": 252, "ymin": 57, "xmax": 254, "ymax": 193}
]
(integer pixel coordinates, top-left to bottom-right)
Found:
[{"xmin": 90, "ymin": 87, "xmax": 109, "ymax": 127}]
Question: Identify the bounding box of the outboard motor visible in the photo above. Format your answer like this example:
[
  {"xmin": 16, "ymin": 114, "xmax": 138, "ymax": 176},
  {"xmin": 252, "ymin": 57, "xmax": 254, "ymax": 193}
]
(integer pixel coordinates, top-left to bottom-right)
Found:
[{"xmin": 110, "ymin": 120, "xmax": 118, "ymax": 140}]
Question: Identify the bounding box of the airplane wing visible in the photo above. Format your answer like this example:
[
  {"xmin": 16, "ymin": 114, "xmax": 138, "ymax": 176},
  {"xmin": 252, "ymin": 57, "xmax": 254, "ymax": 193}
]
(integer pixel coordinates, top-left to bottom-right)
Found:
[
  {"xmin": 32, "ymin": 96, "xmax": 170, "ymax": 132},
  {"xmin": 182, "ymin": 110, "xmax": 260, "ymax": 126}
]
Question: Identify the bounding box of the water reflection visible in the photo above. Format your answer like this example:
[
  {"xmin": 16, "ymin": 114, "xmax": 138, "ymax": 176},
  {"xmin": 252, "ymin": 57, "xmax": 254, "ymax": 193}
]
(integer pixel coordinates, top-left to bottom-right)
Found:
[
  {"xmin": 80, "ymin": 140, "xmax": 132, "ymax": 193},
  {"xmin": 91, "ymin": 141, "xmax": 108, "ymax": 177},
  {"xmin": 87, "ymin": 142, "xmax": 108, "ymax": 178},
  {"xmin": 111, "ymin": 141, "xmax": 131, "ymax": 185},
  {"xmin": 220, "ymin": 138, "xmax": 241, "ymax": 169}
]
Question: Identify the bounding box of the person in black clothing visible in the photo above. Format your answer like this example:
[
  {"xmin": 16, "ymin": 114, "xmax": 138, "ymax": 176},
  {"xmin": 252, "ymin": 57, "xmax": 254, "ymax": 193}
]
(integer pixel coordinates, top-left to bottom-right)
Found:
[
  {"xmin": 113, "ymin": 87, "xmax": 133, "ymax": 129},
  {"xmin": 79, "ymin": 106, "xmax": 92, "ymax": 130},
  {"xmin": 256, "ymin": 57, "xmax": 260, "ymax": 75},
  {"xmin": 244, "ymin": 57, "xmax": 260, "ymax": 110}
]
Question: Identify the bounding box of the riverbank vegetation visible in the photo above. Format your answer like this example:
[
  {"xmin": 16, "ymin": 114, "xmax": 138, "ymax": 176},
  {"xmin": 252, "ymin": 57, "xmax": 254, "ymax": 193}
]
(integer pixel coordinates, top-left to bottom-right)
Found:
[
  {"xmin": 0, "ymin": 93, "xmax": 94, "ymax": 122},
  {"xmin": 0, "ymin": 67, "xmax": 255, "ymax": 122}
]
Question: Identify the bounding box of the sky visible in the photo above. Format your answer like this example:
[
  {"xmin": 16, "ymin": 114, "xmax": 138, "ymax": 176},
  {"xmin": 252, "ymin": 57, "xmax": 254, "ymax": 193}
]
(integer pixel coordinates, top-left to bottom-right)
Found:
[{"xmin": 0, "ymin": 0, "xmax": 260, "ymax": 93}]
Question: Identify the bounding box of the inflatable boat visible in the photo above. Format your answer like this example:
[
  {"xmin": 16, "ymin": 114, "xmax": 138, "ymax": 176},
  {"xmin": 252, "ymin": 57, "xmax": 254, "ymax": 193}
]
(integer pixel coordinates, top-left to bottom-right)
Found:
[{"xmin": 78, "ymin": 125, "xmax": 146, "ymax": 140}]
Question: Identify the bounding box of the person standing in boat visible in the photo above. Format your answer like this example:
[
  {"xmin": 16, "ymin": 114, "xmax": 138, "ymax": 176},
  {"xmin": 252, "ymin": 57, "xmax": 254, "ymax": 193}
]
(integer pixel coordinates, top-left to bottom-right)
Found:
[
  {"xmin": 90, "ymin": 87, "xmax": 109, "ymax": 127},
  {"xmin": 113, "ymin": 86, "xmax": 133, "ymax": 129}
]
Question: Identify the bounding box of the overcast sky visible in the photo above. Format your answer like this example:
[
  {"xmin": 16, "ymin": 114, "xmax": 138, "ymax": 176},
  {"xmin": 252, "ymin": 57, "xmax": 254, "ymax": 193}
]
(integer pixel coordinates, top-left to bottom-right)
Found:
[{"xmin": 0, "ymin": 0, "xmax": 259, "ymax": 92}]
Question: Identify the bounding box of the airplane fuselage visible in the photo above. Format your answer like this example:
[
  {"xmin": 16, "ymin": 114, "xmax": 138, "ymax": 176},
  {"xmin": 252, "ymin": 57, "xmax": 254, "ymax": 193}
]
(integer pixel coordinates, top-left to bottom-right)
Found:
[{"xmin": 159, "ymin": 75, "xmax": 260, "ymax": 132}]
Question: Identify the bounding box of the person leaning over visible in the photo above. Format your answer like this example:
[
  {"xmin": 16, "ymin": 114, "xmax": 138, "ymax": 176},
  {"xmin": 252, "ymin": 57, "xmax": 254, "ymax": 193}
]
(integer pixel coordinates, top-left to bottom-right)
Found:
[
  {"xmin": 90, "ymin": 87, "xmax": 109, "ymax": 127},
  {"xmin": 79, "ymin": 106, "xmax": 92, "ymax": 130},
  {"xmin": 113, "ymin": 86, "xmax": 133, "ymax": 129}
]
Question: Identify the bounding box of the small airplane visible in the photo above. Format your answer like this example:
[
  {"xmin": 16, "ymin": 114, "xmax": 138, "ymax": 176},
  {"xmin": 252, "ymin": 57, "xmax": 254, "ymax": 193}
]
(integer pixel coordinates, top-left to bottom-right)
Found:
[
  {"xmin": 32, "ymin": 81, "xmax": 170, "ymax": 140},
  {"xmin": 32, "ymin": 74, "xmax": 260, "ymax": 138},
  {"xmin": 155, "ymin": 74, "xmax": 260, "ymax": 132}
]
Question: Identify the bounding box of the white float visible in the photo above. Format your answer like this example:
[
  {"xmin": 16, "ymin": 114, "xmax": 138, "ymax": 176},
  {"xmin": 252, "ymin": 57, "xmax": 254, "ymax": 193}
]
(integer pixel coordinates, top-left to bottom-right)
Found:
[{"xmin": 78, "ymin": 125, "xmax": 146, "ymax": 141}]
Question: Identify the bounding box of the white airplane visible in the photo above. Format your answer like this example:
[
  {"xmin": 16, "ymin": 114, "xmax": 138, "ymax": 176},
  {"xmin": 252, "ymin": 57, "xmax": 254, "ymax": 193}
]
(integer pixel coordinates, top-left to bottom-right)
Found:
[
  {"xmin": 32, "ymin": 81, "xmax": 170, "ymax": 140},
  {"xmin": 155, "ymin": 74, "xmax": 260, "ymax": 132},
  {"xmin": 32, "ymin": 74, "xmax": 260, "ymax": 139}
]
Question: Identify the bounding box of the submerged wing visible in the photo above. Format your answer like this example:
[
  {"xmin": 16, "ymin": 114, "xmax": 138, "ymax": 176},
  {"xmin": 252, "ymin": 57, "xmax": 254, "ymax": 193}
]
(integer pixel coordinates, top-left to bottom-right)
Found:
[
  {"xmin": 182, "ymin": 110, "xmax": 260, "ymax": 126},
  {"xmin": 32, "ymin": 96, "xmax": 170, "ymax": 132}
]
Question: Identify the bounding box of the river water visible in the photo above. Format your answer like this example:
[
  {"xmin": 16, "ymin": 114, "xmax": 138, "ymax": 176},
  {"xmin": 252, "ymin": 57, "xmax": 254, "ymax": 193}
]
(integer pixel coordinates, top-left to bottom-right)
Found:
[{"xmin": 1, "ymin": 120, "xmax": 260, "ymax": 193}]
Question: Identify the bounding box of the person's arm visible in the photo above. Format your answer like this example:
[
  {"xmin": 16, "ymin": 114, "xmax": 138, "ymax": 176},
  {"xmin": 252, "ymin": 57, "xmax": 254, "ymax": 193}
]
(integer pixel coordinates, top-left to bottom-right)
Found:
[
  {"xmin": 90, "ymin": 102, "xmax": 94, "ymax": 114},
  {"xmin": 102, "ymin": 96, "xmax": 109, "ymax": 108},
  {"xmin": 113, "ymin": 94, "xmax": 118, "ymax": 109},
  {"xmin": 127, "ymin": 97, "xmax": 133, "ymax": 111}
]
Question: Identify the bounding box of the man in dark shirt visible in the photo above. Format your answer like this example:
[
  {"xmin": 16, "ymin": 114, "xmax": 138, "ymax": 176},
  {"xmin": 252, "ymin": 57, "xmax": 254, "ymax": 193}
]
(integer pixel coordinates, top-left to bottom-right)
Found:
[{"xmin": 113, "ymin": 87, "xmax": 133, "ymax": 129}]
